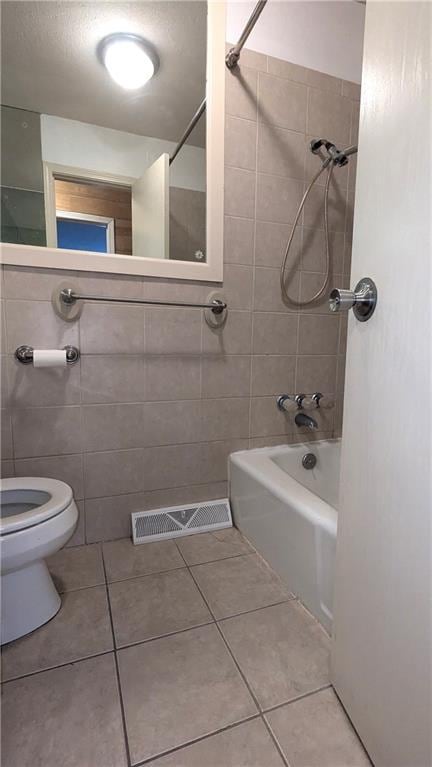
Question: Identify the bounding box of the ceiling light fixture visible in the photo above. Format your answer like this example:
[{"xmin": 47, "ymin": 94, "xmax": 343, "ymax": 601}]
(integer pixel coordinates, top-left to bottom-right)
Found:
[{"xmin": 99, "ymin": 34, "xmax": 158, "ymax": 90}]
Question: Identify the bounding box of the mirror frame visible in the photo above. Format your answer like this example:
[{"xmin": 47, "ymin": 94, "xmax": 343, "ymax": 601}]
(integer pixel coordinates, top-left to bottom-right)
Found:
[{"xmin": 0, "ymin": 1, "xmax": 225, "ymax": 282}]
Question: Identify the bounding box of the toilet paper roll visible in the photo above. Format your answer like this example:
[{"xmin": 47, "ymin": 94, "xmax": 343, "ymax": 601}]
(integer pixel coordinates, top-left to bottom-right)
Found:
[{"xmin": 32, "ymin": 349, "xmax": 67, "ymax": 368}]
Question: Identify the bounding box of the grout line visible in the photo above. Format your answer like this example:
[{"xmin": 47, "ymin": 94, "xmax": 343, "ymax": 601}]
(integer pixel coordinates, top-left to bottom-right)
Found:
[
  {"xmin": 114, "ymin": 619, "xmax": 216, "ymax": 654},
  {"xmin": 263, "ymin": 683, "xmax": 333, "ymax": 716},
  {"xmin": 132, "ymin": 713, "xmax": 261, "ymax": 767},
  {"xmin": 0, "ymin": 649, "xmax": 115, "ymax": 685},
  {"xmin": 185, "ymin": 554, "xmax": 289, "ymax": 766},
  {"xmin": 100, "ymin": 545, "xmax": 133, "ymax": 767}
]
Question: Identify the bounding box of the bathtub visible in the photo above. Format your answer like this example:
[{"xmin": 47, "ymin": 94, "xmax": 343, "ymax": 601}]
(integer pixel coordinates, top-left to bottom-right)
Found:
[{"xmin": 229, "ymin": 439, "xmax": 340, "ymax": 632}]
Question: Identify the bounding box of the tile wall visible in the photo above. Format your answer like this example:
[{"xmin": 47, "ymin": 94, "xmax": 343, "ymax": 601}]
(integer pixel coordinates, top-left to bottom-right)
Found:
[{"xmin": 0, "ymin": 49, "xmax": 360, "ymax": 543}]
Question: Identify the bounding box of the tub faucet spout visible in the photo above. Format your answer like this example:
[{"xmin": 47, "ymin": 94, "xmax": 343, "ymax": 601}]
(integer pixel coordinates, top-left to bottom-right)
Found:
[{"xmin": 295, "ymin": 412, "xmax": 318, "ymax": 430}]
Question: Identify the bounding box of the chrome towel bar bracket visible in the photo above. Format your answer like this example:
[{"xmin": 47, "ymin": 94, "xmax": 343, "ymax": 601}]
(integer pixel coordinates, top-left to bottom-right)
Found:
[{"xmin": 52, "ymin": 282, "xmax": 228, "ymax": 328}]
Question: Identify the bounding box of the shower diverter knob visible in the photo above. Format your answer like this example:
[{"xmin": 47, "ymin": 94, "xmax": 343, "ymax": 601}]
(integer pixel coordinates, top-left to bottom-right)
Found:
[{"xmin": 329, "ymin": 277, "xmax": 377, "ymax": 322}]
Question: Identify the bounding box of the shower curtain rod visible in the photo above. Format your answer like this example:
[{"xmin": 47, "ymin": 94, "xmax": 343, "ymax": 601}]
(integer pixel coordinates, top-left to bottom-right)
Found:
[
  {"xmin": 225, "ymin": 0, "xmax": 268, "ymax": 69},
  {"xmin": 169, "ymin": 97, "xmax": 206, "ymax": 165},
  {"xmin": 170, "ymin": 0, "xmax": 268, "ymax": 164}
]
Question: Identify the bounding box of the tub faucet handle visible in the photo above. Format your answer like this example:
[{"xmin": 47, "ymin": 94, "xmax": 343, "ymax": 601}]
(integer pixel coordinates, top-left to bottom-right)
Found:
[{"xmin": 276, "ymin": 394, "xmax": 297, "ymax": 412}]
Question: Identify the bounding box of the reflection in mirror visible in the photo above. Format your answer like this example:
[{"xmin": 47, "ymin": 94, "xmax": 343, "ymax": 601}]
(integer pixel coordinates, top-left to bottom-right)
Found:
[{"xmin": 0, "ymin": 1, "xmax": 207, "ymax": 263}]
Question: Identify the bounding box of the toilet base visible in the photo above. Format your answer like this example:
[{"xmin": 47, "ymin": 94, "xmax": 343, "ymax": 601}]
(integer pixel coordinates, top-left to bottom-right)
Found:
[{"xmin": 1, "ymin": 560, "xmax": 61, "ymax": 645}]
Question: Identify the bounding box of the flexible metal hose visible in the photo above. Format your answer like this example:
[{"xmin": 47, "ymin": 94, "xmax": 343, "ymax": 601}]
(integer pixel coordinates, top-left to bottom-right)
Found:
[{"xmin": 280, "ymin": 160, "xmax": 335, "ymax": 307}]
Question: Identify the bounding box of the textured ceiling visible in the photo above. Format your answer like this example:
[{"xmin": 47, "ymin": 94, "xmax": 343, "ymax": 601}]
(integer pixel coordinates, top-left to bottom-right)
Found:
[{"xmin": 1, "ymin": 1, "xmax": 207, "ymax": 146}]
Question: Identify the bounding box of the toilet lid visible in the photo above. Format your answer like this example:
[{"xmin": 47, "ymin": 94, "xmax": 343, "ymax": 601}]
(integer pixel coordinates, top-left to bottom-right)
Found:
[{"xmin": 0, "ymin": 477, "xmax": 73, "ymax": 534}]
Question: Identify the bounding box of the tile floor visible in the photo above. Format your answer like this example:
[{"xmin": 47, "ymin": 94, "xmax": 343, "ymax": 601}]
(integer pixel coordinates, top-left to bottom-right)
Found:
[{"xmin": 1, "ymin": 528, "xmax": 371, "ymax": 767}]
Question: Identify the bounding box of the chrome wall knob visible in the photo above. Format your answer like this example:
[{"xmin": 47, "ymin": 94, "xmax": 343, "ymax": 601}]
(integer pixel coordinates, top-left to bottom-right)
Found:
[{"xmin": 329, "ymin": 277, "xmax": 377, "ymax": 322}]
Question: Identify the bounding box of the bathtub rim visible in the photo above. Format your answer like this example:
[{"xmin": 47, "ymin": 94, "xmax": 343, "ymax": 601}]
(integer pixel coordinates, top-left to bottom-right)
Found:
[{"xmin": 229, "ymin": 439, "xmax": 339, "ymax": 538}]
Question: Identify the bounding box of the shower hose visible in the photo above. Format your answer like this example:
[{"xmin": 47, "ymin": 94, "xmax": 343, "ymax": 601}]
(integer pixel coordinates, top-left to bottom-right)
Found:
[{"xmin": 280, "ymin": 159, "xmax": 335, "ymax": 307}]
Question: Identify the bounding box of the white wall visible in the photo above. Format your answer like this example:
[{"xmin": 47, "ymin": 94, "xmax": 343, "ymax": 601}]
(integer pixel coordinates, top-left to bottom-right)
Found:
[
  {"xmin": 40, "ymin": 115, "xmax": 206, "ymax": 192},
  {"xmin": 226, "ymin": 1, "xmax": 365, "ymax": 83}
]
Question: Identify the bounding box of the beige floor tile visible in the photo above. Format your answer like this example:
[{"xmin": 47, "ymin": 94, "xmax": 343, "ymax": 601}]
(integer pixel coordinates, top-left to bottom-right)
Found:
[
  {"xmin": 1, "ymin": 654, "xmax": 127, "ymax": 767},
  {"xmin": 191, "ymin": 554, "xmax": 293, "ymax": 619},
  {"xmin": 1, "ymin": 586, "xmax": 113, "ymax": 681},
  {"xmin": 103, "ymin": 537, "xmax": 184, "ymax": 582},
  {"xmin": 176, "ymin": 528, "xmax": 253, "ymax": 566},
  {"xmin": 109, "ymin": 569, "xmax": 212, "ymax": 647},
  {"xmin": 220, "ymin": 602, "xmax": 330, "ymax": 709},
  {"xmin": 47, "ymin": 543, "xmax": 105, "ymax": 592},
  {"xmin": 117, "ymin": 624, "xmax": 257, "ymax": 764},
  {"xmin": 266, "ymin": 688, "xmax": 371, "ymax": 767},
  {"xmin": 147, "ymin": 719, "xmax": 285, "ymax": 766}
]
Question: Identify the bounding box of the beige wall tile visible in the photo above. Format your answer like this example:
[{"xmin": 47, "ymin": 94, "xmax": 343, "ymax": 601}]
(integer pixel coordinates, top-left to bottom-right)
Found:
[
  {"xmin": 301, "ymin": 228, "xmax": 345, "ymax": 274},
  {"xmin": 1, "ymin": 357, "xmax": 9, "ymax": 408},
  {"xmin": 224, "ymin": 167, "xmax": 256, "ymax": 219},
  {"xmin": 201, "ymin": 398, "xmax": 250, "ymax": 441},
  {"xmin": 303, "ymin": 182, "xmax": 347, "ymax": 232},
  {"xmin": 296, "ymin": 355, "xmax": 338, "ymax": 393},
  {"xmin": 224, "ymin": 216, "xmax": 254, "ymax": 265},
  {"xmin": 256, "ymin": 174, "xmax": 304, "ymax": 225},
  {"xmin": 145, "ymin": 307, "xmax": 201, "ymax": 355},
  {"xmin": 299, "ymin": 272, "xmax": 333, "ymax": 313},
  {"xmin": 80, "ymin": 355, "xmax": 144, "ymax": 404},
  {"xmin": 7, "ymin": 355, "xmax": 81, "ymax": 408},
  {"xmin": 250, "ymin": 396, "xmax": 293, "ymax": 438},
  {"xmin": 3, "ymin": 265, "xmax": 78, "ymax": 300},
  {"xmin": 1, "ymin": 409, "xmax": 13, "ymax": 459},
  {"xmin": 298, "ymin": 314, "xmax": 340, "ymax": 355},
  {"xmin": 12, "ymin": 406, "xmax": 82, "ymax": 459},
  {"xmin": 252, "ymin": 312, "xmax": 298, "ymax": 355},
  {"xmin": 142, "ymin": 400, "xmax": 202, "ymax": 446},
  {"xmin": 82, "ymin": 404, "xmax": 144, "ymax": 452},
  {"xmin": 84, "ymin": 448, "xmax": 145, "ymax": 498},
  {"xmin": 80, "ymin": 304, "xmax": 144, "ymax": 354},
  {"xmin": 143, "ymin": 443, "xmax": 206, "ymax": 491},
  {"xmin": 5, "ymin": 300, "xmax": 78, "ymax": 353},
  {"xmin": 232, "ymin": 47, "xmax": 267, "ymax": 72},
  {"xmin": 200, "ymin": 439, "xmax": 249, "ymax": 484},
  {"xmin": 342, "ymin": 80, "xmax": 361, "ymax": 100},
  {"xmin": 225, "ymin": 116, "xmax": 257, "ymax": 171},
  {"xmin": 76, "ymin": 272, "xmax": 143, "ymax": 300},
  {"xmin": 202, "ymin": 311, "xmax": 252, "ymax": 356},
  {"xmin": 255, "ymin": 221, "xmax": 300, "ymax": 268},
  {"xmin": 254, "ymin": 267, "xmax": 300, "ymax": 312},
  {"xmin": 257, "ymin": 123, "xmax": 305, "ymax": 180},
  {"xmin": 145, "ymin": 355, "xmax": 201, "ymax": 401},
  {"xmin": 223, "ymin": 264, "xmax": 253, "ymax": 310},
  {"xmin": 225, "ymin": 66, "xmax": 258, "ymax": 121},
  {"xmin": 1, "ymin": 460, "xmax": 15, "ymax": 478},
  {"xmin": 267, "ymin": 57, "xmax": 308, "ymax": 84},
  {"xmin": 307, "ymin": 89, "xmax": 352, "ymax": 146},
  {"xmin": 306, "ymin": 69, "xmax": 342, "ymax": 94},
  {"xmin": 14, "ymin": 454, "xmax": 84, "ymax": 499},
  {"xmin": 251, "ymin": 355, "xmax": 296, "ymax": 396},
  {"xmin": 201, "ymin": 356, "xmax": 251, "ymax": 398},
  {"xmin": 143, "ymin": 278, "xmax": 207, "ymax": 305},
  {"xmin": 350, "ymin": 100, "xmax": 360, "ymax": 144},
  {"xmin": 258, "ymin": 73, "xmax": 307, "ymax": 133}
]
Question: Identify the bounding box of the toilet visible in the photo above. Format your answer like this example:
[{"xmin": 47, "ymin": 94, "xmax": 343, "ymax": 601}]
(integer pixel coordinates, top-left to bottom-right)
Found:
[{"xmin": 0, "ymin": 477, "xmax": 78, "ymax": 645}]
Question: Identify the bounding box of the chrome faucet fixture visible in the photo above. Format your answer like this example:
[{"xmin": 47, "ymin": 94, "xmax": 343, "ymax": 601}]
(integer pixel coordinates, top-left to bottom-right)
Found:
[
  {"xmin": 277, "ymin": 393, "xmax": 332, "ymax": 412},
  {"xmin": 295, "ymin": 412, "xmax": 318, "ymax": 430}
]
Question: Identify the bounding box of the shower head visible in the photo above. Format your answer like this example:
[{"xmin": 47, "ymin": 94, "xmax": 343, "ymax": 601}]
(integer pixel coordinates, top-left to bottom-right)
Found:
[{"xmin": 310, "ymin": 138, "xmax": 358, "ymax": 167}]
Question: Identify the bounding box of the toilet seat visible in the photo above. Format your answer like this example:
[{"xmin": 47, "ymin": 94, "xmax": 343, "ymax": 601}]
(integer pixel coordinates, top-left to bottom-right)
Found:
[{"xmin": 0, "ymin": 477, "xmax": 73, "ymax": 535}]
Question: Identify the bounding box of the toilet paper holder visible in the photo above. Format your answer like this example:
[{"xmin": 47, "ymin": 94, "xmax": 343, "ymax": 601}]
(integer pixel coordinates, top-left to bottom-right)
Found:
[{"xmin": 15, "ymin": 345, "xmax": 80, "ymax": 365}]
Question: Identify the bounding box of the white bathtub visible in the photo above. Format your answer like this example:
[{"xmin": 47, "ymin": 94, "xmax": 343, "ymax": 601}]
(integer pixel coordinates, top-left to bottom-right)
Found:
[{"xmin": 229, "ymin": 439, "xmax": 340, "ymax": 632}]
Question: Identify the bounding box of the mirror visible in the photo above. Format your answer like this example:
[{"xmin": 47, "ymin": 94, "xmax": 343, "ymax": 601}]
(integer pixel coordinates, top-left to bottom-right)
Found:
[{"xmin": 0, "ymin": 1, "xmax": 224, "ymax": 280}]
